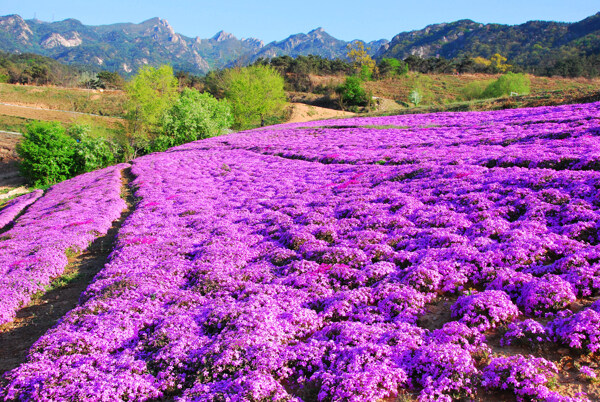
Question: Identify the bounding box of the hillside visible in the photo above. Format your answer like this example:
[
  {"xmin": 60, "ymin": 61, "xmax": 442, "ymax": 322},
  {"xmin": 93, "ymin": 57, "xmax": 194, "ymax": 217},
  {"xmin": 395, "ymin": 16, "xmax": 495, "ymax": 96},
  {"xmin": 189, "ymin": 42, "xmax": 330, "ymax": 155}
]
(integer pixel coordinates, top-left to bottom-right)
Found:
[
  {"xmin": 1, "ymin": 102, "xmax": 600, "ymax": 400},
  {"xmin": 376, "ymin": 13, "xmax": 600, "ymax": 72},
  {"xmin": 1, "ymin": 13, "xmax": 599, "ymax": 75}
]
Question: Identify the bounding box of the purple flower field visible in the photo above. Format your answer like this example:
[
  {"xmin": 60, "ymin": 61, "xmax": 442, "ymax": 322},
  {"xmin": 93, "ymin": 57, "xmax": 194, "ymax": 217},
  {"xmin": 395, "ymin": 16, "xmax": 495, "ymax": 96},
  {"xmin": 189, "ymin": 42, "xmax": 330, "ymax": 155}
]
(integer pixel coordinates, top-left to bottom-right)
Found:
[
  {"xmin": 0, "ymin": 190, "xmax": 43, "ymax": 231},
  {"xmin": 2, "ymin": 102, "xmax": 600, "ymax": 401},
  {"xmin": 0, "ymin": 164, "xmax": 129, "ymax": 326}
]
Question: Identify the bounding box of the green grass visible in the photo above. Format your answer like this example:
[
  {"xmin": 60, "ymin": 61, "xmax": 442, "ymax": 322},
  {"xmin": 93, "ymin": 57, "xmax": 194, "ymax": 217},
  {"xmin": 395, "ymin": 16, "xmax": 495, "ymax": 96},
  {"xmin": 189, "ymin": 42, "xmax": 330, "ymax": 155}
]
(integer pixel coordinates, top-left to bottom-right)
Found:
[
  {"xmin": 0, "ymin": 115, "xmax": 32, "ymax": 133},
  {"xmin": 0, "ymin": 83, "xmax": 127, "ymax": 117}
]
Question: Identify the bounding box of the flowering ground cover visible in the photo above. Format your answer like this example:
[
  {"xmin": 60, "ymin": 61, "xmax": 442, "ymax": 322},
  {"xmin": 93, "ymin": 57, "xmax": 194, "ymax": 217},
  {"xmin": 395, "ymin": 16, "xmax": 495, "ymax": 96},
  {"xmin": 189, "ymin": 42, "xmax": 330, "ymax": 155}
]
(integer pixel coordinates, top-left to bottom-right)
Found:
[
  {"xmin": 2, "ymin": 102, "xmax": 600, "ymax": 401},
  {"xmin": 0, "ymin": 164, "xmax": 129, "ymax": 326},
  {"xmin": 0, "ymin": 190, "xmax": 43, "ymax": 231}
]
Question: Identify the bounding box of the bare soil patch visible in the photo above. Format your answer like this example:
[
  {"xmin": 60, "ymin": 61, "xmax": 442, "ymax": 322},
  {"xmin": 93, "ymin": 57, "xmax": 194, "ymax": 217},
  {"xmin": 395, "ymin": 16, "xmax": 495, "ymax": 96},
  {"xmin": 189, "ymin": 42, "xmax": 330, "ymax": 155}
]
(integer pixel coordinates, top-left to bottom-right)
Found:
[
  {"xmin": 0, "ymin": 170, "xmax": 135, "ymax": 376},
  {"xmin": 0, "ymin": 103, "xmax": 124, "ymax": 128},
  {"xmin": 0, "ymin": 133, "xmax": 24, "ymax": 191},
  {"xmin": 287, "ymin": 102, "xmax": 354, "ymax": 123}
]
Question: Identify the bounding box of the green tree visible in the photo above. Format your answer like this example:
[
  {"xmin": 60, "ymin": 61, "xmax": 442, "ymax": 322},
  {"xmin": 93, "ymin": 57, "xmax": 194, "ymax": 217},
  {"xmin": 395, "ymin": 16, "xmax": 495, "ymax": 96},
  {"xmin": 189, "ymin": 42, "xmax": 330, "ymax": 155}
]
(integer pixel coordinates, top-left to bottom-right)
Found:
[
  {"xmin": 337, "ymin": 76, "xmax": 370, "ymax": 109},
  {"xmin": 125, "ymin": 65, "xmax": 178, "ymax": 149},
  {"xmin": 221, "ymin": 65, "xmax": 287, "ymax": 129},
  {"xmin": 97, "ymin": 71, "xmax": 125, "ymax": 89},
  {"xmin": 483, "ymin": 72, "xmax": 530, "ymax": 98},
  {"xmin": 152, "ymin": 88, "xmax": 233, "ymax": 151},
  {"xmin": 346, "ymin": 41, "xmax": 375, "ymax": 79},
  {"xmin": 17, "ymin": 121, "xmax": 76, "ymax": 186},
  {"xmin": 377, "ymin": 58, "xmax": 408, "ymax": 78},
  {"xmin": 409, "ymin": 89, "xmax": 423, "ymax": 106}
]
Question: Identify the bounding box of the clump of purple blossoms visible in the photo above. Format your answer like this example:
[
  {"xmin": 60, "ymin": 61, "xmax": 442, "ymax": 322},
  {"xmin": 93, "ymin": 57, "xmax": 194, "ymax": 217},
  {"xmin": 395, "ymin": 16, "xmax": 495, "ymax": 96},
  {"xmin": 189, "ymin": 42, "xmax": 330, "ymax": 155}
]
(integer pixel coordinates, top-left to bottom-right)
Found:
[
  {"xmin": 579, "ymin": 366, "xmax": 597, "ymax": 380},
  {"xmin": 3, "ymin": 101, "xmax": 600, "ymax": 400},
  {"xmin": 501, "ymin": 319, "xmax": 548, "ymax": 347},
  {"xmin": 406, "ymin": 342, "xmax": 479, "ymax": 401},
  {"xmin": 548, "ymin": 305, "xmax": 600, "ymax": 353},
  {"xmin": 518, "ymin": 275, "xmax": 577, "ymax": 317},
  {"xmin": 481, "ymin": 355, "xmax": 562, "ymax": 401},
  {"xmin": 451, "ymin": 290, "xmax": 520, "ymax": 331}
]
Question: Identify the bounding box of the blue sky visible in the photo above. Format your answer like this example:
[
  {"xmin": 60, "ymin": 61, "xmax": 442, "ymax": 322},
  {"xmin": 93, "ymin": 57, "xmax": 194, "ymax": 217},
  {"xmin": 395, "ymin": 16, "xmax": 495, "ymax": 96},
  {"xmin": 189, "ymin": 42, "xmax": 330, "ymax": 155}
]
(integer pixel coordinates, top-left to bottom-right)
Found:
[{"xmin": 2, "ymin": 0, "xmax": 598, "ymax": 42}]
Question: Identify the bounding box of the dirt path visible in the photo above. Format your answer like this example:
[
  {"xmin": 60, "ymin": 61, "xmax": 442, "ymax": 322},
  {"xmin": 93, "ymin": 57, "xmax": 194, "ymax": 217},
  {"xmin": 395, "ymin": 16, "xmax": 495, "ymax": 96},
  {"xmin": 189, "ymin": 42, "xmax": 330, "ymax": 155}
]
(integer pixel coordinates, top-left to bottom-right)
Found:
[
  {"xmin": 0, "ymin": 133, "xmax": 24, "ymax": 192},
  {"xmin": 287, "ymin": 102, "xmax": 355, "ymax": 123},
  {"xmin": 0, "ymin": 170, "xmax": 135, "ymax": 377},
  {"xmin": 0, "ymin": 102, "xmax": 124, "ymax": 127}
]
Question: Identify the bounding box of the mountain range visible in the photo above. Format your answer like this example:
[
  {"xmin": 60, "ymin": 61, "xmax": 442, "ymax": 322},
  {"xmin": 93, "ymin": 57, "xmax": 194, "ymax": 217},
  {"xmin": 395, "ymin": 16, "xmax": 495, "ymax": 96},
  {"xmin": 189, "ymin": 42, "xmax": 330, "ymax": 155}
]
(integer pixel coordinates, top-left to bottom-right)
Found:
[{"xmin": 0, "ymin": 12, "xmax": 599, "ymax": 75}]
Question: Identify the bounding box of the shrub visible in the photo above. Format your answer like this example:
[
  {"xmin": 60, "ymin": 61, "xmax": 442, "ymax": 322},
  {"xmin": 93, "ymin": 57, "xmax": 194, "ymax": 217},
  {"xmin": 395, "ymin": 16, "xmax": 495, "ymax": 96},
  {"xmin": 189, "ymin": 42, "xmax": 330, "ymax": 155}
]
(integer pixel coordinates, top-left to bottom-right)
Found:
[
  {"xmin": 68, "ymin": 124, "xmax": 117, "ymax": 174},
  {"xmin": 460, "ymin": 81, "xmax": 491, "ymax": 100},
  {"xmin": 153, "ymin": 89, "xmax": 233, "ymax": 152},
  {"xmin": 483, "ymin": 72, "xmax": 530, "ymax": 98},
  {"xmin": 124, "ymin": 65, "xmax": 178, "ymax": 149},
  {"xmin": 377, "ymin": 58, "xmax": 408, "ymax": 78},
  {"xmin": 17, "ymin": 121, "xmax": 76, "ymax": 186},
  {"xmin": 337, "ymin": 76, "xmax": 370, "ymax": 109}
]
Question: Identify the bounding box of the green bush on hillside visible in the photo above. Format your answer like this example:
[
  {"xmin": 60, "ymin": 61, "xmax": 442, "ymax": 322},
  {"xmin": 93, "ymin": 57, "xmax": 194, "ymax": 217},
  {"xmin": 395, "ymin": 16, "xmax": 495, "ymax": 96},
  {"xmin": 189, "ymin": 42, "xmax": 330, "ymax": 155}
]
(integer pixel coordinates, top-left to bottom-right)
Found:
[
  {"xmin": 152, "ymin": 88, "xmax": 233, "ymax": 152},
  {"xmin": 483, "ymin": 72, "xmax": 530, "ymax": 98},
  {"xmin": 17, "ymin": 121, "xmax": 77, "ymax": 186},
  {"xmin": 460, "ymin": 81, "xmax": 491, "ymax": 100},
  {"xmin": 337, "ymin": 76, "xmax": 370, "ymax": 109},
  {"xmin": 69, "ymin": 124, "xmax": 118, "ymax": 174}
]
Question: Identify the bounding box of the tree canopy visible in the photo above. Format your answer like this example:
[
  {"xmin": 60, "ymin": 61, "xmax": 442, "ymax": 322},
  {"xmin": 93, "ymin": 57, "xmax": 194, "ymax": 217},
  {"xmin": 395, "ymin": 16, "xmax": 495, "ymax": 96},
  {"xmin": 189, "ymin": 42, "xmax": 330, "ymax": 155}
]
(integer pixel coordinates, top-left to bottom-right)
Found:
[{"xmin": 221, "ymin": 65, "xmax": 287, "ymax": 129}]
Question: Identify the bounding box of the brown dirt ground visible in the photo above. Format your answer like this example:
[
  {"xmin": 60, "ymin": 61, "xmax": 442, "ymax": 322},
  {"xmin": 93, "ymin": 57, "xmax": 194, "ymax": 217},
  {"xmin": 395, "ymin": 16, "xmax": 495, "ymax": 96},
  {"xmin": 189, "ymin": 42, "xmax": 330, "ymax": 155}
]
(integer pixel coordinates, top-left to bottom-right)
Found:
[
  {"xmin": 0, "ymin": 171, "xmax": 134, "ymax": 377},
  {"xmin": 0, "ymin": 133, "xmax": 24, "ymax": 192},
  {"xmin": 0, "ymin": 103, "xmax": 124, "ymax": 128},
  {"xmin": 287, "ymin": 102, "xmax": 354, "ymax": 123}
]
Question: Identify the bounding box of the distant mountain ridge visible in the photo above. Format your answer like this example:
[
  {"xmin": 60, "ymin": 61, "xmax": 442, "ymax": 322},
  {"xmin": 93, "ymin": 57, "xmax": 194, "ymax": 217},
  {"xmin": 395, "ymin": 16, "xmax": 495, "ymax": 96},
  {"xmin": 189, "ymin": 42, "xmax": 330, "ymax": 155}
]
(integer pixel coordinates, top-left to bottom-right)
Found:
[
  {"xmin": 376, "ymin": 13, "xmax": 600, "ymax": 71},
  {"xmin": 0, "ymin": 13, "xmax": 599, "ymax": 75}
]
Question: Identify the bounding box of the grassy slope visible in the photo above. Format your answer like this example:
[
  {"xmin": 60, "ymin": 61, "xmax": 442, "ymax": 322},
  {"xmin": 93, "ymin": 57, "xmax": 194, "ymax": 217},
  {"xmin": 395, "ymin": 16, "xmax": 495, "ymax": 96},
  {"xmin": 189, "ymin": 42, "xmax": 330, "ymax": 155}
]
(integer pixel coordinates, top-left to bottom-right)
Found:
[{"xmin": 0, "ymin": 83, "xmax": 127, "ymax": 117}]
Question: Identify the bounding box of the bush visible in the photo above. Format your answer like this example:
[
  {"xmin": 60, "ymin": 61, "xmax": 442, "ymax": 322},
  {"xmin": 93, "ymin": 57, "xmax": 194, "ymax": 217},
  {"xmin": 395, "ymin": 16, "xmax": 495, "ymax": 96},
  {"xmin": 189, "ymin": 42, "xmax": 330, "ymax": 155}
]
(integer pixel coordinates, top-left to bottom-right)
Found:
[
  {"xmin": 460, "ymin": 81, "xmax": 491, "ymax": 100},
  {"xmin": 337, "ymin": 76, "xmax": 370, "ymax": 109},
  {"xmin": 17, "ymin": 121, "xmax": 77, "ymax": 186},
  {"xmin": 377, "ymin": 58, "xmax": 408, "ymax": 78},
  {"xmin": 221, "ymin": 65, "xmax": 287, "ymax": 129},
  {"xmin": 483, "ymin": 72, "xmax": 530, "ymax": 98},
  {"xmin": 153, "ymin": 88, "xmax": 233, "ymax": 152},
  {"xmin": 68, "ymin": 124, "xmax": 117, "ymax": 174}
]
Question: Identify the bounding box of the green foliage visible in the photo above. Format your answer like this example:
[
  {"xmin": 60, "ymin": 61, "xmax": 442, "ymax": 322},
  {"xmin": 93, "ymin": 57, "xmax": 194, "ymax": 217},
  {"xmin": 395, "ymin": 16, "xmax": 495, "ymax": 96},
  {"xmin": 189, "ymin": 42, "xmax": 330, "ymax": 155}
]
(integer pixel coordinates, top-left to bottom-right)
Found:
[
  {"xmin": 96, "ymin": 71, "xmax": 125, "ymax": 89},
  {"xmin": 0, "ymin": 51, "xmax": 89, "ymax": 86},
  {"xmin": 409, "ymin": 89, "xmax": 423, "ymax": 106},
  {"xmin": 68, "ymin": 124, "xmax": 117, "ymax": 174},
  {"xmin": 336, "ymin": 76, "xmax": 370, "ymax": 109},
  {"xmin": 460, "ymin": 80, "xmax": 492, "ymax": 100},
  {"xmin": 377, "ymin": 58, "xmax": 409, "ymax": 78},
  {"xmin": 483, "ymin": 72, "xmax": 531, "ymax": 98},
  {"xmin": 17, "ymin": 122, "xmax": 76, "ymax": 186},
  {"xmin": 125, "ymin": 65, "xmax": 178, "ymax": 147},
  {"xmin": 152, "ymin": 88, "xmax": 233, "ymax": 152},
  {"xmin": 346, "ymin": 41, "xmax": 376, "ymax": 76},
  {"xmin": 221, "ymin": 65, "xmax": 287, "ymax": 129}
]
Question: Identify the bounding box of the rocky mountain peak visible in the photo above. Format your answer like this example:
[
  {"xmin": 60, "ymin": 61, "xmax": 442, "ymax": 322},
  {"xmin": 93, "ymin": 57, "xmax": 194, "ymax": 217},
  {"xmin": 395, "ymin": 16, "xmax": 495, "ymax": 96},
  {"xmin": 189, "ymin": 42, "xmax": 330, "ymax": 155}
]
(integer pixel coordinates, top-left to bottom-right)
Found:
[
  {"xmin": 212, "ymin": 30, "xmax": 236, "ymax": 42},
  {"xmin": 0, "ymin": 14, "xmax": 33, "ymax": 43}
]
